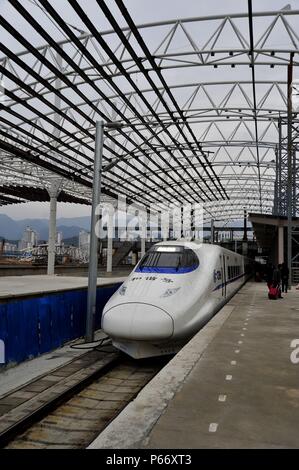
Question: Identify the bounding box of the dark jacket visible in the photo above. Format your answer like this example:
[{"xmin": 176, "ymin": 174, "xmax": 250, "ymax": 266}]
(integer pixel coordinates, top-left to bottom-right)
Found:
[
  {"xmin": 281, "ymin": 264, "xmax": 289, "ymax": 280},
  {"xmin": 266, "ymin": 264, "xmax": 274, "ymax": 283},
  {"xmin": 273, "ymin": 268, "xmax": 281, "ymax": 285}
]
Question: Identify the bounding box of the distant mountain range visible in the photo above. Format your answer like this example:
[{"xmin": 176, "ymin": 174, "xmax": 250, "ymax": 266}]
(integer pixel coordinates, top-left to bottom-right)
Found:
[
  {"xmin": 0, "ymin": 213, "xmax": 249, "ymax": 242},
  {"xmin": 0, "ymin": 214, "xmax": 91, "ymax": 241}
]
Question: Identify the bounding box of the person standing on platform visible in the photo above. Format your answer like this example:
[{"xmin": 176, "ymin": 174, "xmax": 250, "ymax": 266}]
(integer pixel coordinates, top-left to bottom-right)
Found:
[
  {"xmin": 273, "ymin": 265, "xmax": 282, "ymax": 298},
  {"xmin": 266, "ymin": 263, "xmax": 274, "ymax": 288},
  {"xmin": 281, "ymin": 262, "xmax": 289, "ymax": 294}
]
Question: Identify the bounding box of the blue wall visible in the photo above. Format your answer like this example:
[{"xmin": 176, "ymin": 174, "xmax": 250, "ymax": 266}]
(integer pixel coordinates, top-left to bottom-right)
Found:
[{"xmin": 0, "ymin": 283, "xmax": 121, "ymax": 367}]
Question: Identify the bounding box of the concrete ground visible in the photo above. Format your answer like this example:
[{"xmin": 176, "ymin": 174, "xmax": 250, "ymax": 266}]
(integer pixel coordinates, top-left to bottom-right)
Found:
[
  {"xmin": 89, "ymin": 282, "xmax": 299, "ymax": 449},
  {"xmin": 0, "ymin": 273, "xmax": 127, "ymax": 299}
]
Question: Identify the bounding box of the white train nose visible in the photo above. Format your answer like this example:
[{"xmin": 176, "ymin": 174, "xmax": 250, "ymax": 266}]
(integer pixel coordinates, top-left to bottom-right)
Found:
[{"xmin": 102, "ymin": 303, "xmax": 173, "ymax": 341}]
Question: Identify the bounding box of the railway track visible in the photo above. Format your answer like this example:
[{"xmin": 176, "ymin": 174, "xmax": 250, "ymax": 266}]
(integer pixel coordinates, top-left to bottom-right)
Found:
[{"xmin": 0, "ymin": 347, "xmax": 168, "ymax": 449}]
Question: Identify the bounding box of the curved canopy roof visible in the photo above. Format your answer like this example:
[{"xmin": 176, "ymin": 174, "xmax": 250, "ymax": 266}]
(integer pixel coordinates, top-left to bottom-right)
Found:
[{"xmin": 0, "ymin": 0, "xmax": 298, "ymax": 222}]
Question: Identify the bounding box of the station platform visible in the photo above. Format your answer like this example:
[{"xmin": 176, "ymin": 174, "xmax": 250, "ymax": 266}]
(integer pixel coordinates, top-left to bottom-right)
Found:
[
  {"xmin": 0, "ymin": 274, "xmax": 127, "ymax": 368},
  {"xmin": 0, "ymin": 273, "xmax": 128, "ymax": 300},
  {"xmin": 89, "ymin": 281, "xmax": 299, "ymax": 449}
]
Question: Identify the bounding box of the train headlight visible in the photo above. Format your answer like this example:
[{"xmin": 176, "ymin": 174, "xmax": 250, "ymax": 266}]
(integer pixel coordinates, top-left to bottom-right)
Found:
[
  {"xmin": 161, "ymin": 287, "xmax": 181, "ymax": 298},
  {"xmin": 118, "ymin": 285, "xmax": 127, "ymax": 296}
]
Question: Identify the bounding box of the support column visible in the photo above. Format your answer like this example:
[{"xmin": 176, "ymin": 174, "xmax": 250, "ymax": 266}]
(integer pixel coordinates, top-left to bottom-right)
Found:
[
  {"xmin": 292, "ymin": 148, "xmax": 297, "ymax": 217},
  {"xmin": 278, "ymin": 117, "xmax": 282, "ymax": 214},
  {"xmin": 278, "ymin": 225, "xmax": 284, "ymax": 265},
  {"xmin": 181, "ymin": 206, "xmax": 184, "ymax": 238},
  {"xmin": 273, "ymin": 145, "xmax": 278, "ymax": 215},
  {"xmin": 210, "ymin": 219, "xmax": 214, "ymax": 244},
  {"xmin": 169, "ymin": 210, "xmax": 173, "ymax": 240},
  {"xmin": 243, "ymin": 209, "xmax": 248, "ymax": 241},
  {"xmin": 107, "ymin": 207, "xmax": 114, "ymax": 273},
  {"xmin": 287, "ymin": 54, "xmax": 293, "ymax": 288},
  {"xmin": 47, "ymin": 49, "xmax": 62, "ymax": 277},
  {"xmin": 47, "ymin": 181, "xmax": 61, "ymax": 275},
  {"xmin": 161, "ymin": 210, "xmax": 169, "ymax": 241},
  {"xmin": 141, "ymin": 212, "xmax": 146, "ymax": 258},
  {"xmin": 157, "ymin": 211, "xmax": 161, "ymax": 241},
  {"xmin": 86, "ymin": 121, "xmax": 104, "ymax": 342},
  {"xmin": 190, "ymin": 206, "xmax": 195, "ymax": 240}
]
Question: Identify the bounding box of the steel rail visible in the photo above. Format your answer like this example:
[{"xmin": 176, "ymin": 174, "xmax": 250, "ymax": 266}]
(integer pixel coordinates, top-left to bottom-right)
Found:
[{"xmin": 0, "ymin": 353, "xmax": 120, "ymax": 448}]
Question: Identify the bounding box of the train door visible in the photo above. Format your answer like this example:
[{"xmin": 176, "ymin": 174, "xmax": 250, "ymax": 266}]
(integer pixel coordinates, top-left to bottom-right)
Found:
[
  {"xmin": 222, "ymin": 255, "xmax": 227, "ymax": 297},
  {"xmin": 220, "ymin": 256, "xmax": 224, "ymax": 297}
]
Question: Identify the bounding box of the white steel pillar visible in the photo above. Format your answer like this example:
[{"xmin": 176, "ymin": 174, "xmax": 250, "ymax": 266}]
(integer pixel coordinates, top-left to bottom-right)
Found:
[
  {"xmin": 278, "ymin": 226, "xmax": 284, "ymax": 264},
  {"xmin": 86, "ymin": 121, "xmax": 104, "ymax": 342},
  {"xmin": 141, "ymin": 212, "xmax": 146, "ymax": 258},
  {"xmin": 47, "ymin": 181, "xmax": 61, "ymax": 275},
  {"xmin": 47, "ymin": 49, "xmax": 62, "ymax": 277},
  {"xmin": 107, "ymin": 207, "xmax": 114, "ymax": 273},
  {"xmin": 287, "ymin": 55, "xmax": 293, "ymax": 288},
  {"xmin": 211, "ymin": 219, "xmax": 214, "ymax": 244},
  {"xmin": 161, "ymin": 210, "xmax": 169, "ymax": 241}
]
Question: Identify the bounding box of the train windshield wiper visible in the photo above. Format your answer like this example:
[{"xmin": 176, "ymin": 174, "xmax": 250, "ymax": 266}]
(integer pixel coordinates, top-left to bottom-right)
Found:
[{"xmin": 176, "ymin": 257, "xmax": 182, "ymax": 271}]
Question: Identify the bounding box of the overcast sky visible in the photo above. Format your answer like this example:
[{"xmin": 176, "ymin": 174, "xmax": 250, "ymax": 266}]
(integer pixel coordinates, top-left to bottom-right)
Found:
[{"xmin": 0, "ymin": 0, "xmax": 298, "ymax": 220}]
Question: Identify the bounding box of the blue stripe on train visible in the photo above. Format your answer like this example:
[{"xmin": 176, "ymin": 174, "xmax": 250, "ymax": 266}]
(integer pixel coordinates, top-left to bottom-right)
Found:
[
  {"xmin": 135, "ymin": 264, "xmax": 199, "ymax": 274},
  {"xmin": 213, "ymin": 272, "xmax": 246, "ymax": 291}
]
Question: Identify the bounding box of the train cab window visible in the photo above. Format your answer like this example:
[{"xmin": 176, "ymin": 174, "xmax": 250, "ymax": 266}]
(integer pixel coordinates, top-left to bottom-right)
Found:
[{"xmin": 136, "ymin": 246, "xmax": 199, "ymax": 274}]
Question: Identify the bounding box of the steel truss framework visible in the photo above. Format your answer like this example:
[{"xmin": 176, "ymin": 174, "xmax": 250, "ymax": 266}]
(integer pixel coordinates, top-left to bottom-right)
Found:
[
  {"xmin": 274, "ymin": 117, "xmax": 299, "ymax": 217},
  {"xmin": 0, "ymin": 1, "xmax": 299, "ymax": 223}
]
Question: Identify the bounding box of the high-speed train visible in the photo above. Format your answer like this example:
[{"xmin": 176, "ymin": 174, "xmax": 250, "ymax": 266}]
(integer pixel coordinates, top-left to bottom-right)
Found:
[{"xmin": 102, "ymin": 241, "xmax": 252, "ymax": 359}]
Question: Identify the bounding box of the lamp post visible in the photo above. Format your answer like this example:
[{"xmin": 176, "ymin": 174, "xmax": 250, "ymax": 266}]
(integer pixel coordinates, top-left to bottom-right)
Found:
[{"xmin": 85, "ymin": 120, "xmax": 124, "ymax": 343}]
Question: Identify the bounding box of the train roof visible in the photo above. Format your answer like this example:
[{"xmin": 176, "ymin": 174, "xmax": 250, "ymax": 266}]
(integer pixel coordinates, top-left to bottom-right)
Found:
[{"xmin": 153, "ymin": 240, "xmax": 246, "ymax": 258}]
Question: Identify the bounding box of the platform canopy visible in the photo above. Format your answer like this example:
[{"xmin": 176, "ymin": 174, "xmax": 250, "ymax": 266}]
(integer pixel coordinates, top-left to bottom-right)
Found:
[{"xmin": 0, "ymin": 0, "xmax": 298, "ymax": 222}]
